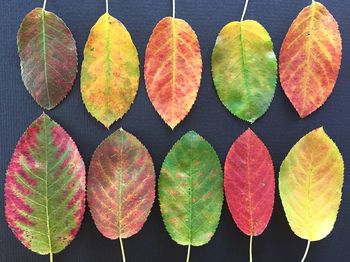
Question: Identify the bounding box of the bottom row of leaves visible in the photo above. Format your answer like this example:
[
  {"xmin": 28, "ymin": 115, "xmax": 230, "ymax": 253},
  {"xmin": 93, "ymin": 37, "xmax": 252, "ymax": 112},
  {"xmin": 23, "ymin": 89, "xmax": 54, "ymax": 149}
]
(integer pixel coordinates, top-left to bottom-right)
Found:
[{"xmin": 5, "ymin": 113, "xmax": 344, "ymax": 262}]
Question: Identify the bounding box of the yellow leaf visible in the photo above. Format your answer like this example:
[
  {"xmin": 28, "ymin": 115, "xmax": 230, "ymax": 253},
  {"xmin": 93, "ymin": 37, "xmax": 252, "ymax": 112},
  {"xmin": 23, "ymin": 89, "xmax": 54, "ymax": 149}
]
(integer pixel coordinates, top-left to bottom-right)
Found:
[
  {"xmin": 81, "ymin": 13, "xmax": 140, "ymax": 128},
  {"xmin": 279, "ymin": 127, "xmax": 344, "ymax": 241}
]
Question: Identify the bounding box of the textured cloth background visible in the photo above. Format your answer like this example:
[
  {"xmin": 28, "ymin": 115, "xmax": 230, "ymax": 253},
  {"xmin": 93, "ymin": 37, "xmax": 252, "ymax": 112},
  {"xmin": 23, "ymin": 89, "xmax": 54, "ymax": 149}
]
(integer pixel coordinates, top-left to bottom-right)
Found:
[{"xmin": 0, "ymin": 0, "xmax": 349, "ymax": 261}]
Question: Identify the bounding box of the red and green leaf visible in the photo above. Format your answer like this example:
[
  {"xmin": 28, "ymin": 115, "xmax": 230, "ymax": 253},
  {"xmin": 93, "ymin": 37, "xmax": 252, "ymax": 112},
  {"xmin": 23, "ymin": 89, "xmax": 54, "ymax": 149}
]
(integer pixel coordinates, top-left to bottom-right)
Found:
[
  {"xmin": 87, "ymin": 129, "xmax": 155, "ymax": 241},
  {"xmin": 5, "ymin": 113, "xmax": 85, "ymax": 257},
  {"xmin": 17, "ymin": 8, "xmax": 78, "ymax": 109},
  {"xmin": 279, "ymin": 1, "xmax": 342, "ymax": 117},
  {"xmin": 224, "ymin": 129, "xmax": 275, "ymax": 237},
  {"xmin": 144, "ymin": 17, "xmax": 202, "ymax": 129}
]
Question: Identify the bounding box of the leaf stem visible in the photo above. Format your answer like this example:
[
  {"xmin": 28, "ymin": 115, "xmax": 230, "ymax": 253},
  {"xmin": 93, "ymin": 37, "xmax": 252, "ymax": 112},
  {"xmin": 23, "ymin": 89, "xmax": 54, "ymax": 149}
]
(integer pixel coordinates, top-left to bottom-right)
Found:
[
  {"xmin": 43, "ymin": 0, "xmax": 47, "ymax": 10},
  {"xmin": 186, "ymin": 244, "xmax": 191, "ymax": 262},
  {"xmin": 240, "ymin": 0, "xmax": 249, "ymax": 22},
  {"xmin": 249, "ymin": 235, "xmax": 253, "ymax": 262},
  {"xmin": 172, "ymin": 0, "xmax": 176, "ymax": 19},
  {"xmin": 119, "ymin": 238, "xmax": 126, "ymax": 262},
  {"xmin": 106, "ymin": 0, "xmax": 109, "ymax": 13},
  {"xmin": 49, "ymin": 252, "xmax": 53, "ymax": 262},
  {"xmin": 301, "ymin": 240, "xmax": 311, "ymax": 262}
]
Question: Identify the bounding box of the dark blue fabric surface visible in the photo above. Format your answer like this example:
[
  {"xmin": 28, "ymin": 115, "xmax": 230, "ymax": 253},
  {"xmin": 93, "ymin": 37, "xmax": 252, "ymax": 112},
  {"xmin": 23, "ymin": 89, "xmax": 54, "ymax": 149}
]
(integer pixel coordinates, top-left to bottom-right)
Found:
[{"xmin": 0, "ymin": 0, "xmax": 349, "ymax": 261}]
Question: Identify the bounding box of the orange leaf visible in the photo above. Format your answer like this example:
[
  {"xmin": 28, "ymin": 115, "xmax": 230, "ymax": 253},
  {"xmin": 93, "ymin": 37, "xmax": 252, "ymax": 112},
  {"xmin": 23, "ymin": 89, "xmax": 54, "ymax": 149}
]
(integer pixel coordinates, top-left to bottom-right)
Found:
[
  {"xmin": 144, "ymin": 17, "xmax": 202, "ymax": 129},
  {"xmin": 279, "ymin": 1, "xmax": 342, "ymax": 117}
]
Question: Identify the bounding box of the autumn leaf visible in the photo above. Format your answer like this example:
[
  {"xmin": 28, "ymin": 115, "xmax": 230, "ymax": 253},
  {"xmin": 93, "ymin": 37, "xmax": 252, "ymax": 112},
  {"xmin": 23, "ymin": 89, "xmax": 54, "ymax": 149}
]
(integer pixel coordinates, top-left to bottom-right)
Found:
[
  {"xmin": 5, "ymin": 113, "xmax": 85, "ymax": 260},
  {"xmin": 212, "ymin": 20, "xmax": 277, "ymax": 123},
  {"xmin": 159, "ymin": 131, "xmax": 223, "ymax": 261},
  {"xmin": 144, "ymin": 17, "xmax": 202, "ymax": 129},
  {"xmin": 81, "ymin": 12, "xmax": 140, "ymax": 128},
  {"xmin": 224, "ymin": 129, "xmax": 274, "ymax": 261},
  {"xmin": 17, "ymin": 8, "xmax": 78, "ymax": 109},
  {"xmin": 87, "ymin": 129, "xmax": 155, "ymax": 261},
  {"xmin": 279, "ymin": 1, "xmax": 342, "ymax": 118},
  {"xmin": 279, "ymin": 127, "xmax": 344, "ymax": 260},
  {"xmin": 224, "ymin": 129, "xmax": 275, "ymax": 233}
]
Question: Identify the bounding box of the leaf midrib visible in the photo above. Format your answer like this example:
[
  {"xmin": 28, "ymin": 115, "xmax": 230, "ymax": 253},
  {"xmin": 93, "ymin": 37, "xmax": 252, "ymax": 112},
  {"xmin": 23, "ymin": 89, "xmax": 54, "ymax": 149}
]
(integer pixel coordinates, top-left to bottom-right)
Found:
[
  {"xmin": 171, "ymin": 18, "xmax": 177, "ymax": 125},
  {"xmin": 118, "ymin": 133, "xmax": 124, "ymax": 238},
  {"xmin": 188, "ymin": 135, "xmax": 193, "ymax": 245},
  {"xmin": 246, "ymin": 135, "xmax": 254, "ymax": 235},
  {"xmin": 105, "ymin": 14, "xmax": 112, "ymax": 116},
  {"xmin": 41, "ymin": 10, "xmax": 51, "ymax": 108},
  {"xmin": 239, "ymin": 22, "xmax": 251, "ymax": 116},
  {"xmin": 301, "ymin": 3, "xmax": 316, "ymax": 113},
  {"xmin": 306, "ymin": 142, "xmax": 315, "ymax": 239},
  {"xmin": 43, "ymin": 115, "xmax": 53, "ymax": 255}
]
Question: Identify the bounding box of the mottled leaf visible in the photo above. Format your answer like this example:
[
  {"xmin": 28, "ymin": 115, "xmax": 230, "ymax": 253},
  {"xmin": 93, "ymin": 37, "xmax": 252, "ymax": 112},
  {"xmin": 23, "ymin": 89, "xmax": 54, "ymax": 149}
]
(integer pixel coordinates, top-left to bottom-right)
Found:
[
  {"xmin": 212, "ymin": 20, "xmax": 277, "ymax": 123},
  {"xmin": 17, "ymin": 8, "xmax": 78, "ymax": 109},
  {"xmin": 159, "ymin": 131, "xmax": 223, "ymax": 247},
  {"xmin": 81, "ymin": 13, "xmax": 140, "ymax": 128},
  {"xmin": 87, "ymin": 129, "xmax": 155, "ymax": 240},
  {"xmin": 279, "ymin": 127, "xmax": 344, "ymax": 241},
  {"xmin": 5, "ymin": 113, "xmax": 85, "ymax": 256},
  {"xmin": 279, "ymin": 2, "xmax": 342, "ymax": 118},
  {"xmin": 224, "ymin": 129, "xmax": 275, "ymax": 236},
  {"xmin": 145, "ymin": 17, "xmax": 202, "ymax": 129}
]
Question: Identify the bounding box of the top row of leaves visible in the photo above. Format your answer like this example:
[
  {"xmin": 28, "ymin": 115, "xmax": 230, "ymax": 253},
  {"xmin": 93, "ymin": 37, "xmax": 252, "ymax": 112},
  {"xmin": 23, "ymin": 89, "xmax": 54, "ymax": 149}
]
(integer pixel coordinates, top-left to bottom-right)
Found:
[{"xmin": 17, "ymin": 1, "xmax": 342, "ymax": 128}]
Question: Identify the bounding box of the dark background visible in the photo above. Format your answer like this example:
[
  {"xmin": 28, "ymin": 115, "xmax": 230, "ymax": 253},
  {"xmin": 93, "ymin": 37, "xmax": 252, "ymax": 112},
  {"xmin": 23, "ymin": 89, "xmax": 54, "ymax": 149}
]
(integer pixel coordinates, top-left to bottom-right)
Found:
[{"xmin": 0, "ymin": 0, "xmax": 349, "ymax": 261}]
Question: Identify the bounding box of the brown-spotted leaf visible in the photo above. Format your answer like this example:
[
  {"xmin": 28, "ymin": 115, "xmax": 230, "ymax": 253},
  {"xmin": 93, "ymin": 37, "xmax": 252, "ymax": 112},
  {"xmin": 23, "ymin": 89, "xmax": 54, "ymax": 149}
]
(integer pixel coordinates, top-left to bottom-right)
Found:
[
  {"xmin": 87, "ymin": 129, "xmax": 155, "ymax": 239},
  {"xmin": 81, "ymin": 13, "xmax": 140, "ymax": 128},
  {"xmin": 17, "ymin": 8, "xmax": 78, "ymax": 109}
]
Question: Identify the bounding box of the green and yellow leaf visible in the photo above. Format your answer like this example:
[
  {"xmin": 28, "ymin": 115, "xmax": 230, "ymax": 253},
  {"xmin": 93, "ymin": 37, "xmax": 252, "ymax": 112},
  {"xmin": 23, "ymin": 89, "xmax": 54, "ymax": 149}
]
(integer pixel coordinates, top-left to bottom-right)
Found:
[
  {"xmin": 212, "ymin": 20, "xmax": 277, "ymax": 123},
  {"xmin": 279, "ymin": 127, "xmax": 344, "ymax": 241},
  {"xmin": 81, "ymin": 13, "xmax": 140, "ymax": 128}
]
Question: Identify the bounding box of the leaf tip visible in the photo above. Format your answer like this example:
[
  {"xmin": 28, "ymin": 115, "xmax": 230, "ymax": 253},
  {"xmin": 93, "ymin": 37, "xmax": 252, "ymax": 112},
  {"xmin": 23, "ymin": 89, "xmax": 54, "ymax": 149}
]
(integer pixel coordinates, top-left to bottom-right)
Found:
[
  {"xmin": 245, "ymin": 127, "xmax": 254, "ymax": 134},
  {"xmin": 166, "ymin": 119, "xmax": 181, "ymax": 130},
  {"xmin": 101, "ymin": 121, "xmax": 112, "ymax": 129},
  {"xmin": 186, "ymin": 130, "xmax": 199, "ymax": 138},
  {"xmin": 39, "ymin": 112, "xmax": 51, "ymax": 121}
]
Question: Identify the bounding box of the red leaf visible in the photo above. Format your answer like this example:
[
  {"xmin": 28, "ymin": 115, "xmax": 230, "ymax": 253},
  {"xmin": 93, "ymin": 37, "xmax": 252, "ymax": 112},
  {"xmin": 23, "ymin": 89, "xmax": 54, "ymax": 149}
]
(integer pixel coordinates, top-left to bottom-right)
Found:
[{"xmin": 224, "ymin": 129, "xmax": 275, "ymax": 236}]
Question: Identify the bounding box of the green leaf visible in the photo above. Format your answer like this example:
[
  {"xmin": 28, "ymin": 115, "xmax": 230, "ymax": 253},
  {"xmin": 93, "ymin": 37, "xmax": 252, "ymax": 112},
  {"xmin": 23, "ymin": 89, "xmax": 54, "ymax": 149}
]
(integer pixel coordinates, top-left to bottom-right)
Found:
[
  {"xmin": 159, "ymin": 131, "xmax": 223, "ymax": 249},
  {"xmin": 5, "ymin": 113, "xmax": 86, "ymax": 257},
  {"xmin": 212, "ymin": 20, "xmax": 277, "ymax": 123}
]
